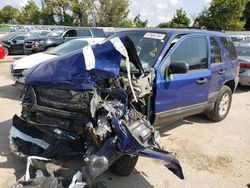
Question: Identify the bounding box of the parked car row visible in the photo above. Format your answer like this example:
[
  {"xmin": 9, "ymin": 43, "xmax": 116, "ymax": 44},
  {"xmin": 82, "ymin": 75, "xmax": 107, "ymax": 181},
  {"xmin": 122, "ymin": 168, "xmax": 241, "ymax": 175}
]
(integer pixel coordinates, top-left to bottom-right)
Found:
[{"xmin": 0, "ymin": 27, "xmax": 106, "ymax": 56}]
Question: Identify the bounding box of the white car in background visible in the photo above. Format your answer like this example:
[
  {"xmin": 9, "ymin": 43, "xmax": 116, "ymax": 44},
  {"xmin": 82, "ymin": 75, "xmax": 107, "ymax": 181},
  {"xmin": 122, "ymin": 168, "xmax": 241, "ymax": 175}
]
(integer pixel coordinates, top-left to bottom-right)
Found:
[
  {"xmin": 236, "ymin": 46, "xmax": 250, "ymax": 86},
  {"xmin": 10, "ymin": 37, "xmax": 105, "ymax": 84}
]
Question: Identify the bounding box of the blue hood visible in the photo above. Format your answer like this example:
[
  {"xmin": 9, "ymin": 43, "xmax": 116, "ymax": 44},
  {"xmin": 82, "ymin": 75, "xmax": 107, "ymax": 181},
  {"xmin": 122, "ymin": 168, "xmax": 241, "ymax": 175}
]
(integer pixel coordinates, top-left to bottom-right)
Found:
[{"xmin": 23, "ymin": 37, "xmax": 125, "ymax": 90}]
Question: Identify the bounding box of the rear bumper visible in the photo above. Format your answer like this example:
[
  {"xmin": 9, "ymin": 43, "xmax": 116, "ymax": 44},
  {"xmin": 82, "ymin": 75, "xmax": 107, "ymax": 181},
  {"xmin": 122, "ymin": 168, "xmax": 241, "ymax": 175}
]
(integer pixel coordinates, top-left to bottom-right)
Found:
[
  {"xmin": 234, "ymin": 76, "xmax": 240, "ymax": 91},
  {"xmin": 239, "ymin": 70, "xmax": 250, "ymax": 86}
]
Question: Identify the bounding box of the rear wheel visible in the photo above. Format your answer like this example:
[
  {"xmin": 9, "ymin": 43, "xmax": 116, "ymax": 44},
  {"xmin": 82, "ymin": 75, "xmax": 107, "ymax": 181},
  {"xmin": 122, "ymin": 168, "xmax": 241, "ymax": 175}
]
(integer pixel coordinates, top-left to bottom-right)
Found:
[
  {"xmin": 109, "ymin": 154, "xmax": 138, "ymax": 176},
  {"xmin": 206, "ymin": 85, "xmax": 232, "ymax": 122},
  {"xmin": 3, "ymin": 47, "xmax": 9, "ymax": 56}
]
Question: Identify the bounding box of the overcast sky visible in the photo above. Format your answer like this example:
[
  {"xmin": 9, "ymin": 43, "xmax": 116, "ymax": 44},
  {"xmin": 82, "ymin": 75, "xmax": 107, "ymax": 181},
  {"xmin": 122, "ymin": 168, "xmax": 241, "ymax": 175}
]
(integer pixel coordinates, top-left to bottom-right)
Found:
[{"xmin": 0, "ymin": 0, "xmax": 212, "ymax": 26}]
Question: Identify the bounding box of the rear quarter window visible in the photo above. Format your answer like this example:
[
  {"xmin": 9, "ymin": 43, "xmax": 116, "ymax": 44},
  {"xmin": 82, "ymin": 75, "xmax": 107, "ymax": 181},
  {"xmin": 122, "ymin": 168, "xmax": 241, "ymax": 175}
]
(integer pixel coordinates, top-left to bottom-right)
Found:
[
  {"xmin": 90, "ymin": 29, "xmax": 105, "ymax": 37},
  {"xmin": 77, "ymin": 29, "xmax": 92, "ymax": 37},
  {"xmin": 220, "ymin": 37, "xmax": 237, "ymax": 61}
]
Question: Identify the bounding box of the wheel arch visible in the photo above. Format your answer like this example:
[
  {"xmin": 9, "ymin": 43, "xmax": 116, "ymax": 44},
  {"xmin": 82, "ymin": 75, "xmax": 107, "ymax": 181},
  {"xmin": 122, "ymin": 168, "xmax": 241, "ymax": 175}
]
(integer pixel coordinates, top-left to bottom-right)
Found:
[{"xmin": 224, "ymin": 79, "xmax": 236, "ymax": 93}]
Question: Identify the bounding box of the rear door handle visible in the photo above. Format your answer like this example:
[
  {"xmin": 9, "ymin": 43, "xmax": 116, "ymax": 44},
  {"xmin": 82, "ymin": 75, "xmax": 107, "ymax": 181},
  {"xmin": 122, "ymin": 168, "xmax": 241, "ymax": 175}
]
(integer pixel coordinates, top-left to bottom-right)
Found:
[
  {"xmin": 196, "ymin": 78, "xmax": 208, "ymax": 84},
  {"xmin": 218, "ymin": 69, "xmax": 225, "ymax": 75}
]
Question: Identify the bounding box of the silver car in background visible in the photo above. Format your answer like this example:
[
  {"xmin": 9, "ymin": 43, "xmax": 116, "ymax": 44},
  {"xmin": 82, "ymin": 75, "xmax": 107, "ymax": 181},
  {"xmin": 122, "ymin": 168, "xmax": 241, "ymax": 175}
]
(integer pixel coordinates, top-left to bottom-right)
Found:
[{"xmin": 236, "ymin": 46, "xmax": 250, "ymax": 86}]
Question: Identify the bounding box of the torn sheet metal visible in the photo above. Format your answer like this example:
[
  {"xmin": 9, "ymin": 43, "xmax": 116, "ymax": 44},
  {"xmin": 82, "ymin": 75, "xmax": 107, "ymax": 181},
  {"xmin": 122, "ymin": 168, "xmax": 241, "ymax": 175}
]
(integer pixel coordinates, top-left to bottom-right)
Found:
[
  {"xmin": 9, "ymin": 126, "xmax": 50, "ymax": 150},
  {"xmin": 25, "ymin": 156, "xmax": 51, "ymax": 181}
]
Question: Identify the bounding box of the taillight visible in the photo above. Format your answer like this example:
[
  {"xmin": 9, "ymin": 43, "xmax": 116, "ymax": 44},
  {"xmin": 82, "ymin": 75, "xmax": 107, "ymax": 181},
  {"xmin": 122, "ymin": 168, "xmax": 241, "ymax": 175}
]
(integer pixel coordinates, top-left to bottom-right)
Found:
[{"xmin": 240, "ymin": 63, "xmax": 250, "ymax": 69}]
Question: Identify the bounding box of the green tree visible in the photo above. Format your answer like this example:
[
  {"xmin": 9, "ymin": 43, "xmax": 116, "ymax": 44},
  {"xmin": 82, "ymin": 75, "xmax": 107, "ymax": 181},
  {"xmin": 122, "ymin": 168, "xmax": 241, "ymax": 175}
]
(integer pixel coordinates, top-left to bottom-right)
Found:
[
  {"xmin": 40, "ymin": 0, "xmax": 73, "ymax": 25},
  {"xmin": 132, "ymin": 14, "xmax": 148, "ymax": 28},
  {"xmin": 91, "ymin": 0, "xmax": 130, "ymax": 27},
  {"xmin": 0, "ymin": 5, "xmax": 19, "ymax": 24},
  {"xmin": 156, "ymin": 22, "xmax": 171, "ymax": 28},
  {"xmin": 18, "ymin": 0, "xmax": 41, "ymax": 24},
  {"xmin": 170, "ymin": 8, "xmax": 191, "ymax": 27},
  {"xmin": 40, "ymin": 0, "xmax": 56, "ymax": 25},
  {"xmin": 243, "ymin": 1, "xmax": 250, "ymax": 30},
  {"xmin": 71, "ymin": 0, "xmax": 91, "ymax": 26},
  {"xmin": 195, "ymin": 0, "xmax": 247, "ymax": 30}
]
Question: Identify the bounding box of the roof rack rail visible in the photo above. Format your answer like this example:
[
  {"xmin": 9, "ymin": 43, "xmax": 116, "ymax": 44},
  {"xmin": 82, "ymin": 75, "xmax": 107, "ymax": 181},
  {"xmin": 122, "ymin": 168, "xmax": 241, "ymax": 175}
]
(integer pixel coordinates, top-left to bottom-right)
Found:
[{"xmin": 170, "ymin": 26, "xmax": 207, "ymax": 30}]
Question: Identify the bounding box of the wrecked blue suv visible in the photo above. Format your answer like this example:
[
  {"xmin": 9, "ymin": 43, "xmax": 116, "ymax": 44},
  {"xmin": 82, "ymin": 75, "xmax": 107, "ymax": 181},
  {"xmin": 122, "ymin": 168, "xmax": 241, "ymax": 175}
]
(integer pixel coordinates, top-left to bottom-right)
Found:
[{"xmin": 10, "ymin": 29, "xmax": 239, "ymax": 187}]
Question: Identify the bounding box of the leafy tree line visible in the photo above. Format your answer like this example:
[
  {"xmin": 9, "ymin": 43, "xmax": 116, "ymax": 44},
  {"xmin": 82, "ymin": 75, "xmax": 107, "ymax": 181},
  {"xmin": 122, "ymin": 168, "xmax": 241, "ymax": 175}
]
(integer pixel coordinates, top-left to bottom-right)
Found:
[
  {"xmin": 157, "ymin": 0, "xmax": 250, "ymax": 31},
  {"xmin": 0, "ymin": 0, "xmax": 148, "ymax": 27},
  {"xmin": 0, "ymin": 0, "xmax": 250, "ymax": 30}
]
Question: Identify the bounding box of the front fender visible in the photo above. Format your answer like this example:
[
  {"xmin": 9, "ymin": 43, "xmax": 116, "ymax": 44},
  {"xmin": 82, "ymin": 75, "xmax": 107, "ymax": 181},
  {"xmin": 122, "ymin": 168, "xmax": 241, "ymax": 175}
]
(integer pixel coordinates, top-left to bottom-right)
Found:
[{"xmin": 111, "ymin": 117, "xmax": 184, "ymax": 179}]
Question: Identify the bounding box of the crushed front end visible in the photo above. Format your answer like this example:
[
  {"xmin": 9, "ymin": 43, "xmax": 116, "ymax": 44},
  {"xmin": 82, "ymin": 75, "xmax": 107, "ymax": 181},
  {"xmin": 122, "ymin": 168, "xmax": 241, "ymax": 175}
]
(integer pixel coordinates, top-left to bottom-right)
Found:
[{"xmin": 10, "ymin": 34, "xmax": 183, "ymax": 187}]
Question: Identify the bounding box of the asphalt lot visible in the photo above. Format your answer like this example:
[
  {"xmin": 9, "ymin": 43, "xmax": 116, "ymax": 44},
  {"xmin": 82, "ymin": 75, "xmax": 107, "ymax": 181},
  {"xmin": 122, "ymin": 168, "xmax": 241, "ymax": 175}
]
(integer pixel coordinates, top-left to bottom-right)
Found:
[{"xmin": 0, "ymin": 62, "xmax": 250, "ymax": 188}]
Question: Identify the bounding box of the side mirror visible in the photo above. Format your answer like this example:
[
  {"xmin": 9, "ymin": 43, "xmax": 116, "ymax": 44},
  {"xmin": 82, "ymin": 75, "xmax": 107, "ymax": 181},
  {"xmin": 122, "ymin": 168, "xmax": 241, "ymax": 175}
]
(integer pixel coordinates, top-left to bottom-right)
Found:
[
  {"xmin": 12, "ymin": 39, "xmax": 17, "ymax": 43},
  {"xmin": 167, "ymin": 61, "xmax": 189, "ymax": 75}
]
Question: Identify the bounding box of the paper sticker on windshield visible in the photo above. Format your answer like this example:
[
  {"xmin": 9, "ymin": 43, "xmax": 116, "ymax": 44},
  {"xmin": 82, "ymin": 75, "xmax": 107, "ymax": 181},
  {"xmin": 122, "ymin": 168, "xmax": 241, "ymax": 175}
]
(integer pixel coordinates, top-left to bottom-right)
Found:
[{"xmin": 144, "ymin": 33, "xmax": 166, "ymax": 40}]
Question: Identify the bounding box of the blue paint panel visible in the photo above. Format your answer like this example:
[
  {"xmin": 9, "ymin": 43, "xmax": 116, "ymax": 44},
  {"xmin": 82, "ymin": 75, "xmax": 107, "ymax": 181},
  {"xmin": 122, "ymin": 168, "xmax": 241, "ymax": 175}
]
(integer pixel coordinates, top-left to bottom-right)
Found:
[{"xmin": 23, "ymin": 38, "xmax": 123, "ymax": 90}]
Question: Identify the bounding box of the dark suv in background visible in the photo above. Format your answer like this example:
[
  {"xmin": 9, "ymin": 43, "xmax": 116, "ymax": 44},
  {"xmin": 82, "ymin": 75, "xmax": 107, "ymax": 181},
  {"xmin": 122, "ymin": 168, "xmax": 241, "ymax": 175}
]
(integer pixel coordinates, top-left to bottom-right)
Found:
[
  {"xmin": 0, "ymin": 32, "xmax": 41, "ymax": 55},
  {"xmin": 24, "ymin": 27, "xmax": 105, "ymax": 55}
]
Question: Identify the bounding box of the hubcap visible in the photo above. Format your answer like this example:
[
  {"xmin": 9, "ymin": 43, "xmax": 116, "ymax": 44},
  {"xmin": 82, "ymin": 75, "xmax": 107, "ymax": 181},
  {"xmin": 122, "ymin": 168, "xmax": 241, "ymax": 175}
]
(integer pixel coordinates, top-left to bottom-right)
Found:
[{"xmin": 218, "ymin": 93, "xmax": 230, "ymax": 116}]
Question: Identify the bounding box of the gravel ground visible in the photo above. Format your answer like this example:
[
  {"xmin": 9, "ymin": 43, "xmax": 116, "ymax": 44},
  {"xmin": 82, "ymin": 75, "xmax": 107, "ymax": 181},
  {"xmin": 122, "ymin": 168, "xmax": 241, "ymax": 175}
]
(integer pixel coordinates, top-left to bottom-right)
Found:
[{"xmin": 0, "ymin": 62, "xmax": 250, "ymax": 188}]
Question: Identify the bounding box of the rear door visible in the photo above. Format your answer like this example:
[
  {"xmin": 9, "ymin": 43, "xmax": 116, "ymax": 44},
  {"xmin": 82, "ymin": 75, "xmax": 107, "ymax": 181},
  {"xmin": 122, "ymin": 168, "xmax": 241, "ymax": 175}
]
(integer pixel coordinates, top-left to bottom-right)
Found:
[
  {"xmin": 11, "ymin": 35, "xmax": 26, "ymax": 54},
  {"xmin": 208, "ymin": 36, "xmax": 226, "ymax": 96},
  {"xmin": 154, "ymin": 34, "xmax": 211, "ymax": 125}
]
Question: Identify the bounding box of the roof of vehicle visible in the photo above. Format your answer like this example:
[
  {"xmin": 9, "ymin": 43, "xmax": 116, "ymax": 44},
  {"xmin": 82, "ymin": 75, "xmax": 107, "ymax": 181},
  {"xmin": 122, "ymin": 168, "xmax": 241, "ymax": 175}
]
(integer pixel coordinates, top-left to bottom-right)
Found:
[
  {"xmin": 73, "ymin": 37, "xmax": 105, "ymax": 42},
  {"xmin": 117, "ymin": 28, "xmax": 229, "ymax": 37}
]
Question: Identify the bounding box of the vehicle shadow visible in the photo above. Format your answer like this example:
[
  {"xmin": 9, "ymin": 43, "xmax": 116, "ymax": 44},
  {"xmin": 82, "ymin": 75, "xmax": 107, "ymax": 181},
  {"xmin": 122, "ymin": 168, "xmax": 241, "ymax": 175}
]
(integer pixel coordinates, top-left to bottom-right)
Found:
[
  {"xmin": 235, "ymin": 85, "xmax": 250, "ymax": 94},
  {"xmin": 0, "ymin": 84, "xmax": 22, "ymax": 101},
  {"xmin": 0, "ymin": 119, "xmax": 26, "ymax": 185},
  {"xmin": 97, "ymin": 169, "xmax": 154, "ymax": 188},
  {"xmin": 157, "ymin": 114, "xmax": 213, "ymax": 135}
]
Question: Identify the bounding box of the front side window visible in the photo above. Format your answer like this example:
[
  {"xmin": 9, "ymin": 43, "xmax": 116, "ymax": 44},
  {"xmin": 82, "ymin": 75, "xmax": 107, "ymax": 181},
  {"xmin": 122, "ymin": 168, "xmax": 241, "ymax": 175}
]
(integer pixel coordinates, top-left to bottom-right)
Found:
[
  {"xmin": 170, "ymin": 37, "xmax": 208, "ymax": 70},
  {"xmin": 64, "ymin": 30, "xmax": 77, "ymax": 37},
  {"xmin": 210, "ymin": 37, "xmax": 222, "ymax": 64}
]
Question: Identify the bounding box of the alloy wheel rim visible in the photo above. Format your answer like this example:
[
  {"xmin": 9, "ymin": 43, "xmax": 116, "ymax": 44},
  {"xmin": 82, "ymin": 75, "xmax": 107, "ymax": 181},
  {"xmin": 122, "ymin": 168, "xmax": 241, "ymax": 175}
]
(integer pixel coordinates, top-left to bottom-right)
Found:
[{"xmin": 218, "ymin": 93, "xmax": 230, "ymax": 116}]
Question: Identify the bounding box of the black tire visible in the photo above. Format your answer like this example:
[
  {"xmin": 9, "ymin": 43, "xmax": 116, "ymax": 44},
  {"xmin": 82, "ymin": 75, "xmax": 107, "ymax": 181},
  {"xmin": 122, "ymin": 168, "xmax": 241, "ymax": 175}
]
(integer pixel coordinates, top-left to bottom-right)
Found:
[
  {"xmin": 109, "ymin": 154, "xmax": 138, "ymax": 176},
  {"xmin": 206, "ymin": 85, "xmax": 232, "ymax": 122},
  {"xmin": 3, "ymin": 47, "xmax": 9, "ymax": 56}
]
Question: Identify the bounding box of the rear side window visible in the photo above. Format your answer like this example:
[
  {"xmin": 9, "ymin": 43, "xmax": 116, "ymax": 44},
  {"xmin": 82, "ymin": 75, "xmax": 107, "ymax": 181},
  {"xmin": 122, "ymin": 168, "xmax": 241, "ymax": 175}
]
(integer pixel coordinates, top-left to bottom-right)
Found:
[
  {"xmin": 90, "ymin": 29, "xmax": 105, "ymax": 37},
  {"xmin": 77, "ymin": 29, "xmax": 92, "ymax": 37},
  {"xmin": 170, "ymin": 37, "xmax": 208, "ymax": 70},
  {"xmin": 14, "ymin": 35, "xmax": 26, "ymax": 41},
  {"xmin": 210, "ymin": 37, "xmax": 222, "ymax": 64},
  {"xmin": 220, "ymin": 37, "xmax": 237, "ymax": 61}
]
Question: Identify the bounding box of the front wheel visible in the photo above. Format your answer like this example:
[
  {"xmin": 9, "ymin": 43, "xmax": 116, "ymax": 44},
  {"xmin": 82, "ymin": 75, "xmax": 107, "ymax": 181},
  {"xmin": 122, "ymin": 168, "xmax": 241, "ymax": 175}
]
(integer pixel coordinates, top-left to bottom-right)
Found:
[
  {"xmin": 109, "ymin": 154, "xmax": 138, "ymax": 176},
  {"xmin": 206, "ymin": 85, "xmax": 232, "ymax": 122}
]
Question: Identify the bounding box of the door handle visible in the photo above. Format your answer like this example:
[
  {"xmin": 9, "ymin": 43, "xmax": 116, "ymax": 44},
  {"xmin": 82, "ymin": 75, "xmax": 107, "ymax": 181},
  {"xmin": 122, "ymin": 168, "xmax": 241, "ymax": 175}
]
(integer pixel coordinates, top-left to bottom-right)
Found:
[
  {"xmin": 218, "ymin": 69, "xmax": 225, "ymax": 75},
  {"xmin": 196, "ymin": 78, "xmax": 208, "ymax": 84}
]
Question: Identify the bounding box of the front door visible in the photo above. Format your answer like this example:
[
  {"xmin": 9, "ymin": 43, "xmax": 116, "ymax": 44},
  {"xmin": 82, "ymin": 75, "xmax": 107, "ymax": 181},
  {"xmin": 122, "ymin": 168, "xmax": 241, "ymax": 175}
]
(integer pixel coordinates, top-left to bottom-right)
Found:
[
  {"xmin": 209, "ymin": 36, "xmax": 227, "ymax": 94},
  {"xmin": 154, "ymin": 35, "xmax": 211, "ymax": 125}
]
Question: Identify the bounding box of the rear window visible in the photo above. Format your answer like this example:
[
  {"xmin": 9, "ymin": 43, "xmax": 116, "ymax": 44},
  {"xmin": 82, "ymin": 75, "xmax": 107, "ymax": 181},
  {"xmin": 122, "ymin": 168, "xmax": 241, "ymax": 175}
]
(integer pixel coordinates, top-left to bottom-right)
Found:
[
  {"xmin": 90, "ymin": 29, "xmax": 105, "ymax": 37},
  {"xmin": 76, "ymin": 29, "xmax": 92, "ymax": 37},
  {"xmin": 220, "ymin": 37, "xmax": 237, "ymax": 60}
]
